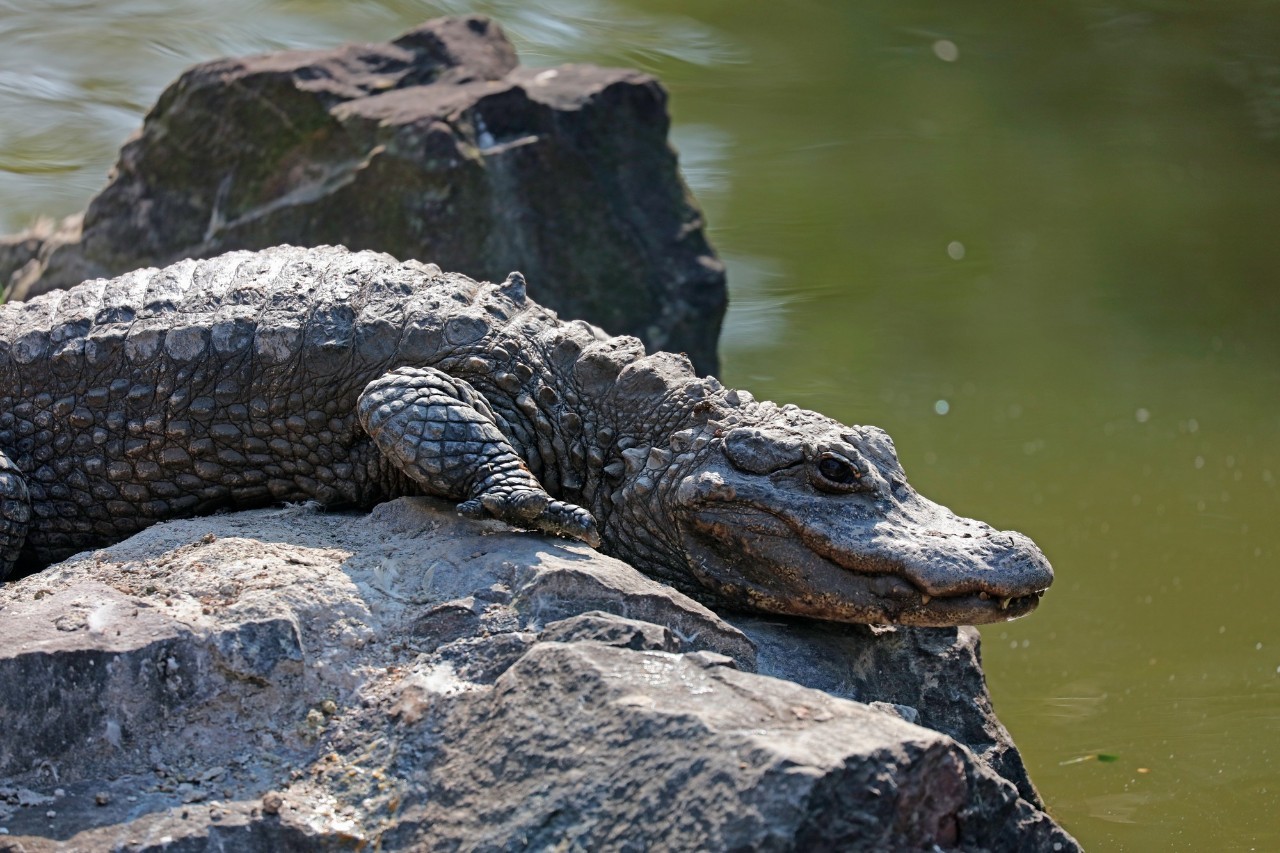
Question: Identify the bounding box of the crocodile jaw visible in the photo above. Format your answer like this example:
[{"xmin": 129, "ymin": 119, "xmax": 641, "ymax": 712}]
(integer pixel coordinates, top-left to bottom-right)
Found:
[{"xmin": 674, "ymin": 476, "xmax": 1053, "ymax": 627}]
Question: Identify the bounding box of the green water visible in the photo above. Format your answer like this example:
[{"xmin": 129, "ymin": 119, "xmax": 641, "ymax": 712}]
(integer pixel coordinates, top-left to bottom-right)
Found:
[{"xmin": 2, "ymin": 1, "xmax": 1277, "ymax": 847}]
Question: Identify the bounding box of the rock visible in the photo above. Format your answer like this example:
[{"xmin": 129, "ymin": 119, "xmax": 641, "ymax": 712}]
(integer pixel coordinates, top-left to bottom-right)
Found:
[
  {"xmin": 539, "ymin": 611, "xmax": 680, "ymax": 653},
  {"xmin": 0, "ymin": 215, "xmax": 80, "ymax": 301},
  {"xmin": 2, "ymin": 16, "xmax": 726, "ymax": 375},
  {"xmin": 0, "ymin": 498, "xmax": 1078, "ymax": 850},
  {"xmin": 733, "ymin": 615, "xmax": 1046, "ymax": 806}
]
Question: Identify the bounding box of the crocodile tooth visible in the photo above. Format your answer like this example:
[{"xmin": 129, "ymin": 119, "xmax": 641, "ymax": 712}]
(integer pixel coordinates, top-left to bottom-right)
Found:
[
  {"xmin": 998, "ymin": 597, "xmax": 1012, "ymax": 610},
  {"xmin": 920, "ymin": 594, "xmax": 932, "ymax": 606}
]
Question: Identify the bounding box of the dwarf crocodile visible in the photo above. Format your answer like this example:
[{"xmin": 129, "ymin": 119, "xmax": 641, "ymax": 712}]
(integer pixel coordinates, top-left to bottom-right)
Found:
[{"xmin": 0, "ymin": 245, "xmax": 1052, "ymax": 625}]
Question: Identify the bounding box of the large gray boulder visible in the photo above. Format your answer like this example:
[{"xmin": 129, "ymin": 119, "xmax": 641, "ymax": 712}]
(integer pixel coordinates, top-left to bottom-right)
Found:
[
  {"xmin": 0, "ymin": 499, "xmax": 1078, "ymax": 850},
  {"xmin": 0, "ymin": 16, "xmax": 725, "ymax": 374}
]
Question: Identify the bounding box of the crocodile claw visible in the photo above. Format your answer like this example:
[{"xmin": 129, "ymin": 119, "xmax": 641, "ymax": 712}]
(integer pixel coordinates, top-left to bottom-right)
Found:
[{"xmin": 458, "ymin": 489, "xmax": 601, "ymax": 548}]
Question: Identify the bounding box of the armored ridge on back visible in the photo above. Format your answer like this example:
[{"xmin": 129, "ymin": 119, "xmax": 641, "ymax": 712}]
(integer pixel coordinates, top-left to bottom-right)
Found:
[{"xmin": 0, "ymin": 244, "xmax": 1052, "ymax": 626}]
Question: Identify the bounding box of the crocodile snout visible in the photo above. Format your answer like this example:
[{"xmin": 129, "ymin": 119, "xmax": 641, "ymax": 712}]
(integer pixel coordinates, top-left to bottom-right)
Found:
[{"xmin": 859, "ymin": 499, "xmax": 1054, "ymax": 601}]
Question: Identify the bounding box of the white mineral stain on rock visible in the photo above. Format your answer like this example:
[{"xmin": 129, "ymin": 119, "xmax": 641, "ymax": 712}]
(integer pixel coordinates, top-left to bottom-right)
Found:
[{"xmin": 86, "ymin": 601, "xmax": 114, "ymax": 634}]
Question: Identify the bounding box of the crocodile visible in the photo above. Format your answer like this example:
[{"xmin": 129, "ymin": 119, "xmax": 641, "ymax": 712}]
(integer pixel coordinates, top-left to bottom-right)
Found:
[{"xmin": 0, "ymin": 244, "xmax": 1052, "ymax": 625}]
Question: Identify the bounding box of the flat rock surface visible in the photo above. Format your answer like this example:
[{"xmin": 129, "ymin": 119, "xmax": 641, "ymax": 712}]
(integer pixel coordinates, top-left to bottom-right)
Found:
[
  {"xmin": 0, "ymin": 498, "xmax": 1078, "ymax": 851},
  {"xmin": 0, "ymin": 16, "xmax": 726, "ymax": 374}
]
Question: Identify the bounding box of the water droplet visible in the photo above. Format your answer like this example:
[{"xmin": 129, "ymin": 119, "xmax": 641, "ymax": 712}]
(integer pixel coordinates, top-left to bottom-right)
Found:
[
  {"xmin": 1135, "ymin": 408, "xmax": 1150, "ymax": 423},
  {"xmin": 1194, "ymin": 456, "xmax": 1205, "ymax": 469},
  {"xmin": 934, "ymin": 399, "xmax": 950, "ymax": 415},
  {"xmin": 933, "ymin": 39, "xmax": 959, "ymax": 62},
  {"xmin": 946, "ymin": 240, "xmax": 965, "ymax": 260}
]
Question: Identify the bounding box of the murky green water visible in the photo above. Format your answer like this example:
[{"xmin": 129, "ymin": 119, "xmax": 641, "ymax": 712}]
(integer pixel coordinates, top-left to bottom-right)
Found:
[{"xmin": 3, "ymin": 1, "xmax": 1277, "ymax": 847}]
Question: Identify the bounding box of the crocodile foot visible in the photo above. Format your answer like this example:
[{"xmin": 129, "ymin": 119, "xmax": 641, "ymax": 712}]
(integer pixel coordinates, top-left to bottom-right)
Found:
[{"xmin": 458, "ymin": 489, "xmax": 600, "ymax": 548}]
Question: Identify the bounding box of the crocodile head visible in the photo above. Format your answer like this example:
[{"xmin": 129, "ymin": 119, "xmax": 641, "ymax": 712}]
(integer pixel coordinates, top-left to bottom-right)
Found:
[{"xmin": 664, "ymin": 400, "xmax": 1053, "ymax": 626}]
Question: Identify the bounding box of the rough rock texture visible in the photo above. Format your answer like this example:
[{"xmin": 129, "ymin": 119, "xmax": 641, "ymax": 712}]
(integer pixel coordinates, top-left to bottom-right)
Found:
[
  {"xmin": 1, "ymin": 16, "xmax": 726, "ymax": 374},
  {"xmin": 0, "ymin": 499, "xmax": 1079, "ymax": 851},
  {"xmin": 739, "ymin": 616, "xmax": 1044, "ymax": 807}
]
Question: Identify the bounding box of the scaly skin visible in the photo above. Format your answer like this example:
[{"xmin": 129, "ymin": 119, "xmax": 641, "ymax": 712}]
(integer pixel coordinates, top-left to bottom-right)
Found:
[{"xmin": 0, "ymin": 245, "xmax": 1053, "ymax": 625}]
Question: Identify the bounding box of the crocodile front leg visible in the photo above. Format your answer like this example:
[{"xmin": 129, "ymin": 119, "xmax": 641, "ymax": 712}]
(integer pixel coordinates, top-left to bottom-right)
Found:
[
  {"xmin": 357, "ymin": 366, "xmax": 600, "ymax": 547},
  {"xmin": 0, "ymin": 449, "xmax": 31, "ymax": 579}
]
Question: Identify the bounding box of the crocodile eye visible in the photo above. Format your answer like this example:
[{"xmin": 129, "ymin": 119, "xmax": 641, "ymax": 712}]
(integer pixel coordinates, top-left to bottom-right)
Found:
[{"xmin": 812, "ymin": 453, "xmax": 867, "ymax": 493}]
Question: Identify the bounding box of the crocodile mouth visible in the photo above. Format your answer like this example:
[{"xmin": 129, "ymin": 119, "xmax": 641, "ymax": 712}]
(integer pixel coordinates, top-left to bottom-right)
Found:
[
  {"xmin": 886, "ymin": 588, "xmax": 1046, "ymax": 625},
  {"xmin": 681, "ymin": 505, "xmax": 1051, "ymax": 627}
]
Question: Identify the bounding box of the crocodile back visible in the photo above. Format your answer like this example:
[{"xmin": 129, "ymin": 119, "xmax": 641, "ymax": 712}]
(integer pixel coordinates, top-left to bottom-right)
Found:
[{"xmin": 0, "ymin": 244, "xmax": 526, "ymax": 564}]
